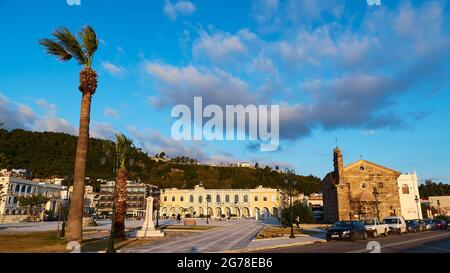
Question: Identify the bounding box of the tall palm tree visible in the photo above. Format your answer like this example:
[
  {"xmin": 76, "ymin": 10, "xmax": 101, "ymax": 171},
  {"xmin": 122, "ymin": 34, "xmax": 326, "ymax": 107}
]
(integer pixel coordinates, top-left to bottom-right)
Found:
[
  {"xmin": 40, "ymin": 26, "xmax": 99, "ymax": 242},
  {"xmin": 114, "ymin": 133, "xmax": 135, "ymax": 239}
]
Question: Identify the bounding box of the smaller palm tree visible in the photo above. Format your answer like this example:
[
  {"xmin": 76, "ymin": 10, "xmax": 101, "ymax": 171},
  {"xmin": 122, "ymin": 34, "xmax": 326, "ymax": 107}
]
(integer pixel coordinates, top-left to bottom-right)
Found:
[{"xmin": 114, "ymin": 133, "xmax": 135, "ymax": 239}]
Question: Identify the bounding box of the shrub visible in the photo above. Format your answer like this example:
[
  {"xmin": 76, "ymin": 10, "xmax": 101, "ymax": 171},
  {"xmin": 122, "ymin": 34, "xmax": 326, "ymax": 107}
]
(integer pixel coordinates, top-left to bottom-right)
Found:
[
  {"xmin": 282, "ymin": 203, "xmax": 316, "ymax": 225},
  {"xmin": 185, "ymin": 214, "xmax": 191, "ymax": 218}
]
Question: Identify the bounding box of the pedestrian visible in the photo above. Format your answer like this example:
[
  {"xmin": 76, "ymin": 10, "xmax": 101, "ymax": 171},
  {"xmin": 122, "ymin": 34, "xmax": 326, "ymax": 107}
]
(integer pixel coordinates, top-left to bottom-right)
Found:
[
  {"xmin": 177, "ymin": 214, "xmax": 181, "ymax": 223},
  {"xmin": 295, "ymin": 216, "xmax": 300, "ymax": 228}
]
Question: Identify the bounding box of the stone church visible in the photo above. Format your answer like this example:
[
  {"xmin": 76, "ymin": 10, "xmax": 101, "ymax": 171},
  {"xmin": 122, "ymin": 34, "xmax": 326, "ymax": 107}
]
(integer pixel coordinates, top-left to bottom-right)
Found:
[{"xmin": 322, "ymin": 147, "xmax": 403, "ymax": 223}]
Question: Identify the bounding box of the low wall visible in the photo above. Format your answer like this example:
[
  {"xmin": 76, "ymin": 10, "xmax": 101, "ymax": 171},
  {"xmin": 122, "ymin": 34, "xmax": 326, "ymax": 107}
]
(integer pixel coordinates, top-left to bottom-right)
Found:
[
  {"xmin": 298, "ymin": 224, "xmax": 331, "ymax": 229},
  {"xmin": 0, "ymin": 215, "xmax": 28, "ymax": 223}
]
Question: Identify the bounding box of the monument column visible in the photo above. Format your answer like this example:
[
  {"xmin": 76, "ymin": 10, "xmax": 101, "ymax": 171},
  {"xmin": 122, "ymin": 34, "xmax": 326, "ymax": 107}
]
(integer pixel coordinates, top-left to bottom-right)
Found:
[{"xmin": 136, "ymin": 197, "xmax": 164, "ymax": 238}]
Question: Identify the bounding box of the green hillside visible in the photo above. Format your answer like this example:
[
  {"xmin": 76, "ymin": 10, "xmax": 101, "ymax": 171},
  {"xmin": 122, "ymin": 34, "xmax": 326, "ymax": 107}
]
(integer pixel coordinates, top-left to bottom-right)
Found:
[{"xmin": 0, "ymin": 129, "xmax": 321, "ymax": 193}]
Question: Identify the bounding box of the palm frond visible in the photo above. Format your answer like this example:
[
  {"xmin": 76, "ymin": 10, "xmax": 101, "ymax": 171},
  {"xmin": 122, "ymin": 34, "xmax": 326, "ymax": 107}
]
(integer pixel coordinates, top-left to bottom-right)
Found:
[
  {"xmin": 115, "ymin": 133, "xmax": 135, "ymax": 168},
  {"xmin": 80, "ymin": 25, "xmax": 98, "ymax": 60},
  {"xmin": 52, "ymin": 27, "xmax": 87, "ymax": 65},
  {"xmin": 39, "ymin": 39, "xmax": 72, "ymax": 61}
]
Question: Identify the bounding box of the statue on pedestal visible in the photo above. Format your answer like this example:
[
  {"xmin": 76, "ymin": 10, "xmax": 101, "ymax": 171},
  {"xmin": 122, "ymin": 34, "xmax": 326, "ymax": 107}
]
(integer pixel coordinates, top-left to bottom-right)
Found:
[{"xmin": 136, "ymin": 197, "xmax": 165, "ymax": 238}]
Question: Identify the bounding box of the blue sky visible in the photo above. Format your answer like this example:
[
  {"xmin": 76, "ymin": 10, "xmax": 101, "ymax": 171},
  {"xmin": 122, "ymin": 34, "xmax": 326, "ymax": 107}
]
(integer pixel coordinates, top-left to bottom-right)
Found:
[{"xmin": 0, "ymin": 0, "xmax": 449, "ymax": 183}]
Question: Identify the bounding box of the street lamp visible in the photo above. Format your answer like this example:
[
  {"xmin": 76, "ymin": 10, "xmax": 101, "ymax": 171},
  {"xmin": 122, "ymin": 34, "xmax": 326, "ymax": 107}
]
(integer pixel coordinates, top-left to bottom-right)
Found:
[
  {"xmin": 105, "ymin": 151, "xmax": 120, "ymax": 254},
  {"xmin": 437, "ymin": 199, "xmax": 441, "ymax": 217},
  {"xmin": 59, "ymin": 176, "xmax": 72, "ymax": 238},
  {"xmin": 414, "ymin": 195, "xmax": 420, "ymax": 219},
  {"xmin": 284, "ymin": 168, "xmax": 297, "ymax": 239},
  {"xmin": 155, "ymin": 188, "xmax": 163, "ymax": 228},
  {"xmin": 206, "ymin": 194, "xmax": 210, "ymax": 224},
  {"xmin": 373, "ymin": 187, "xmax": 380, "ymax": 220}
]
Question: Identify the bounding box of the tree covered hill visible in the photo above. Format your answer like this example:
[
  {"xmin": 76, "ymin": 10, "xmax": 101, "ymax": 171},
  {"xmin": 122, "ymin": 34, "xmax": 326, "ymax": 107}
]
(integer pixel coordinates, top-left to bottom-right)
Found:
[{"xmin": 0, "ymin": 129, "xmax": 322, "ymax": 193}]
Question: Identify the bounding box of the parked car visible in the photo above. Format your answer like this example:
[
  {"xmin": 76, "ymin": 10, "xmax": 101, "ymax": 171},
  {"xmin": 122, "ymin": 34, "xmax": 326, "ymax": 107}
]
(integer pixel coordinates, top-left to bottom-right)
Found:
[
  {"xmin": 406, "ymin": 220, "xmax": 421, "ymax": 233},
  {"xmin": 421, "ymin": 219, "xmax": 436, "ymax": 231},
  {"xmin": 433, "ymin": 219, "xmax": 447, "ymax": 230},
  {"xmin": 446, "ymin": 219, "xmax": 450, "ymax": 229},
  {"xmin": 382, "ymin": 216, "xmax": 407, "ymax": 234},
  {"xmin": 326, "ymin": 221, "xmax": 368, "ymax": 241},
  {"xmin": 312, "ymin": 211, "xmax": 324, "ymax": 221},
  {"xmin": 361, "ymin": 218, "xmax": 389, "ymax": 237},
  {"xmin": 418, "ymin": 219, "xmax": 428, "ymax": 231}
]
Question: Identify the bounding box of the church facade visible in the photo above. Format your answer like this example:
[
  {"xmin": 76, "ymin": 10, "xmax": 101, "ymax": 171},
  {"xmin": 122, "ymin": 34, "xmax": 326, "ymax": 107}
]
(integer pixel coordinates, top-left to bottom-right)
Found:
[{"xmin": 322, "ymin": 147, "xmax": 404, "ymax": 223}]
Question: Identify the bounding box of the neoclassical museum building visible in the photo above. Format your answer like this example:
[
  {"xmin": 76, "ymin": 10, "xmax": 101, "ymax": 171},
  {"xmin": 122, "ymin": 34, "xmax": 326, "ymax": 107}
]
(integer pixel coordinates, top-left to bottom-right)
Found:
[{"xmin": 160, "ymin": 183, "xmax": 282, "ymax": 219}]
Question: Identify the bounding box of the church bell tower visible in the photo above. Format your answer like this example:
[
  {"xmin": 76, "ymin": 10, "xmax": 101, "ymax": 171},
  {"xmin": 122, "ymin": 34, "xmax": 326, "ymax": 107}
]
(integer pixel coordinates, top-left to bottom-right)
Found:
[{"xmin": 333, "ymin": 147, "xmax": 344, "ymax": 184}]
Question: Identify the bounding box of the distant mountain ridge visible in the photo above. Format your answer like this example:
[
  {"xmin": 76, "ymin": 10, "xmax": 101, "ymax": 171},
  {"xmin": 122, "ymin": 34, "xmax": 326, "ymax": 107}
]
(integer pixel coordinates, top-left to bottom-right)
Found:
[{"xmin": 0, "ymin": 129, "xmax": 321, "ymax": 193}]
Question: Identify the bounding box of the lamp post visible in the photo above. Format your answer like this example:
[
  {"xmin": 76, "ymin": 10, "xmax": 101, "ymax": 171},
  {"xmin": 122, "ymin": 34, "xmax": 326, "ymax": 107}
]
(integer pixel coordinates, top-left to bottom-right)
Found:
[
  {"xmin": 284, "ymin": 168, "xmax": 297, "ymax": 239},
  {"xmin": 155, "ymin": 188, "xmax": 162, "ymax": 228},
  {"xmin": 59, "ymin": 178, "xmax": 72, "ymax": 238},
  {"xmin": 373, "ymin": 187, "xmax": 380, "ymax": 221},
  {"xmin": 437, "ymin": 199, "xmax": 441, "ymax": 217},
  {"xmin": 104, "ymin": 151, "xmax": 119, "ymax": 254},
  {"xmin": 414, "ymin": 195, "xmax": 420, "ymax": 219},
  {"xmin": 206, "ymin": 194, "xmax": 210, "ymax": 224}
]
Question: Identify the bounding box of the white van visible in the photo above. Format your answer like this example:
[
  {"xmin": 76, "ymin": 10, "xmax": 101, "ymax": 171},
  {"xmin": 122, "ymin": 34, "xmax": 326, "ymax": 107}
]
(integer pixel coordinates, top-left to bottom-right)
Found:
[{"xmin": 382, "ymin": 216, "xmax": 407, "ymax": 234}]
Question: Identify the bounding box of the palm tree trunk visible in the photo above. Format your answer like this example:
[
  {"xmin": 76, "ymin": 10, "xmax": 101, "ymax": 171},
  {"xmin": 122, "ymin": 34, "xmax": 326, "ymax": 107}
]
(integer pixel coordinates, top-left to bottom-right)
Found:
[
  {"xmin": 65, "ymin": 91, "xmax": 92, "ymax": 242},
  {"xmin": 114, "ymin": 167, "xmax": 127, "ymax": 239}
]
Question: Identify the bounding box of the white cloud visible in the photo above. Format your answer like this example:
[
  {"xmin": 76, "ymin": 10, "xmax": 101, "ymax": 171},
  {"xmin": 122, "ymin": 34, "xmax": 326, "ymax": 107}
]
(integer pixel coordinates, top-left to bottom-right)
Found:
[
  {"xmin": 144, "ymin": 61, "xmax": 256, "ymax": 107},
  {"xmin": 66, "ymin": 0, "xmax": 81, "ymax": 6},
  {"xmin": 34, "ymin": 117, "xmax": 77, "ymax": 135},
  {"xmin": 0, "ymin": 93, "xmax": 76, "ymax": 135},
  {"xmin": 192, "ymin": 29, "xmax": 259, "ymax": 63},
  {"xmin": 101, "ymin": 61, "xmax": 127, "ymax": 77},
  {"xmin": 103, "ymin": 107, "xmax": 120, "ymax": 119},
  {"xmin": 91, "ymin": 121, "xmax": 118, "ymax": 141},
  {"xmin": 127, "ymin": 126, "xmax": 210, "ymax": 161},
  {"xmin": 362, "ymin": 130, "xmax": 376, "ymax": 136},
  {"xmin": 163, "ymin": 0, "xmax": 196, "ymax": 21},
  {"xmin": 34, "ymin": 99, "xmax": 57, "ymax": 113}
]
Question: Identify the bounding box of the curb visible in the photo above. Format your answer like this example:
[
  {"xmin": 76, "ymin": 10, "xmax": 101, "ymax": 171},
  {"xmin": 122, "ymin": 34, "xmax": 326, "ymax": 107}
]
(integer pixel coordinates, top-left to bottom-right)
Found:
[
  {"xmin": 252, "ymin": 234, "xmax": 309, "ymax": 242},
  {"xmin": 223, "ymin": 239, "xmax": 327, "ymax": 253}
]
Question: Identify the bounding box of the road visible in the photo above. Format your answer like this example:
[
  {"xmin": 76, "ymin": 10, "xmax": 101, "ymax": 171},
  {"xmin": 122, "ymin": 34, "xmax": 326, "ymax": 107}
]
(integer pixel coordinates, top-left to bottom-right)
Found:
[
  {"xmin": 254, "ymin": 230, "xmax": 450, "ymax": 253},
  {"xmin": 124, "ymin": 219, "xmax": 262, "ymax": 253}
]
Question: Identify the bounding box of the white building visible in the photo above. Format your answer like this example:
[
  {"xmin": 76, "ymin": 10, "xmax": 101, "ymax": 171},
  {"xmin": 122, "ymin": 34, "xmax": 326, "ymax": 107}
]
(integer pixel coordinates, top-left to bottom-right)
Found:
[
  {"xmin": 397, "ymin": 171, "xmax": 423, "ymax": 220},
  {"xmin": 0, "ymin": 175, "xmax": 67, "ymax": 218},
  {"xmin": 237, "ymin": 162, "xmax": 251, "ymax": 168}
]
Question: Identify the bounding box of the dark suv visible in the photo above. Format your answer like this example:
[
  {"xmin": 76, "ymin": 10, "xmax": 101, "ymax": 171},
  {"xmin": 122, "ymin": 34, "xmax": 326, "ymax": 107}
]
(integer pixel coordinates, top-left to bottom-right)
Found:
[{"xmin": 326, "ymin": 221, "xmax": 368, "ymax": 241}]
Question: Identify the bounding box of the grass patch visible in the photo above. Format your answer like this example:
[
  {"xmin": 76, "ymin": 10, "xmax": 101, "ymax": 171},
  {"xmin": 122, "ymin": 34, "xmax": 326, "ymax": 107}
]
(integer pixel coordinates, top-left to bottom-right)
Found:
[
  {"xmin": 0, "ymin": 231, "xmax": 68, "ymax": 253},
  {"xmin": 256, "ymin": 227, "xmax": 304, "ymax": 239}
]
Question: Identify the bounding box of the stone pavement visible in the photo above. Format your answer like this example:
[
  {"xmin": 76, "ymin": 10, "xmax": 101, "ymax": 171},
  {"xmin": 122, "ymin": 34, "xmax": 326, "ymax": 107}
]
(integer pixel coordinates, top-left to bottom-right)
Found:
[
  {"xmin": 123, "ymin": 219, "xmax": 263, "ymax": 253},
  {"xmin": 228, "ymin": 233, "xmax": 327, "ymax": 253},
  {"xmin": 0, "ymin": 220, "xmax": 146, "ymax": 234}
]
